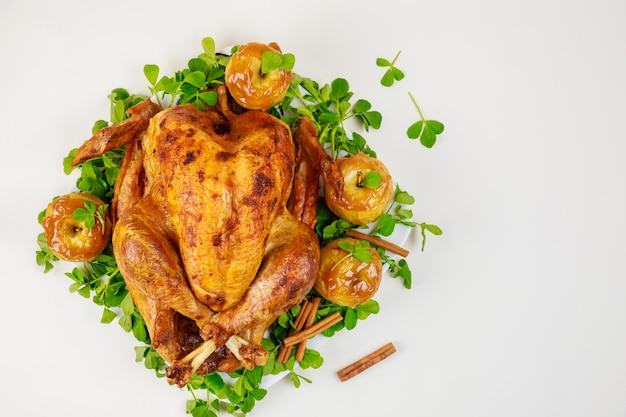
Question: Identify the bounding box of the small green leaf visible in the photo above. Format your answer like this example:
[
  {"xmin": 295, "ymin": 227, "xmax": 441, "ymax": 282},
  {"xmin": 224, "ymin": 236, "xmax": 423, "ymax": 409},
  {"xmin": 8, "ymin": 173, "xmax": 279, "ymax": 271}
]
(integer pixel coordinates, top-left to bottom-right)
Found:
[
  {"xmin": 392, "ymin": 67, "xmax": 405, "ymax": 81},
  {"xmin": 92, "ymin": 120, "xmax": 108, "ymax": 134},
  {"xmin": 261, "ymin": 51, "xmax": 283, "ymax": 74},
  {"xmin": 427, "ymin": 119, "xmax": 445, "ymax": 134},
  {"xmin": 281, "ymin": 53, "xmax": 295, "ymax": 70},
  {"xmin": 330, "ymin": 78, "xmax": 350, "ymax": 100},
  {"xmin": 407, "ymin": 92, "xmax": 444, "ymax": 147},
  {"xmin": 352, "ymin": 99, "xmax": 372, "ymax": 113},
  {"xmin": 407, "ymin": 120, "xmax": 426, "ymax": 140},
  {"xmin": 261, "ymin": 51, "xmax": 295, "ymax": 74},
  {"xmin": 395, "ymin": 259, "xmax": 412, "ymax": 289},
  {"xmin": 381, "ymin": 69, "xmax": 395, "ymax": 87},
  {"xmin": 73, "ymin": 207, "xmax": 95, "ymax": 229},
  {"xmin": 378, "ymin": 51, "xmax": 403, "ymax": 87},
  {"xmin": 359, "ymin": 171, "xmax": 382, "ymax": 188},
  {"xmin": 132, "ymin": 315, "xmax": 148, "ymax": 342},
  {"xmin": 344, "ymin": 308, "xmax": 357, "ymax": 329},
  {"xmin": 198, "ymin": 91, "xmax": 218, "ymax": 106},
  {"xmin": 184, "ymin": 71, "xmax": 207, "ymax": 89},
  {"xmin": 101, "ymin": 308, "xmax": 117, "ymax": 324},
  {"xmin": 144, "ymin": 64, "xmax": 159, "ymax": 86},
  {"xmin": 120, "ymin": 292, "xmax": 135, "ymax": 316},
  {"xmin": 423, "ymin": 223, "xmax": 443, "ymax": 236},
  {"xmin": 118, "ymin": 314, "xmax": 132, "ymax": 332},
  {"xmin": 201, "ymin": 37, "xmax": 216, "ymax": 57},
  {"xmin": 134, "ymin": 346, "xmax": 149, "ymax": 362},
  {"xmin": 187, "ymin": 57, "xmax": 207, "ymax": 73},
  {"xmin": 394, "ymin": 188, "xmax": 415, "ymax": 205},
  {"xmin": 375, "ymin": 213, "xmax": 396, "ymax": 236},
  {"xmin": 376, "ymin": 57, "xmax": 391, "ymax": 67}
]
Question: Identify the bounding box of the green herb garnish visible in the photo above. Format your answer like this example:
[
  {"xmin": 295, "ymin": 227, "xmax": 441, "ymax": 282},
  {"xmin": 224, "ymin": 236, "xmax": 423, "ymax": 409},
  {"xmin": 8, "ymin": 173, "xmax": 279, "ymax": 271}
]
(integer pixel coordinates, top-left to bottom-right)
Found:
[
  {"xmin": 407, "ymin": 91, "xmax": 445, "ymax": 148},
  {"xmin": 72, "ymin": 200, "xmax": 108, "ymax": 232},
  {"xmin": 377, "ymin": 50, "xmax": 405, "ymax": 87},
  {"xmin": 261, "ymin": 50, "xmax": 295, "ymax": 74}
]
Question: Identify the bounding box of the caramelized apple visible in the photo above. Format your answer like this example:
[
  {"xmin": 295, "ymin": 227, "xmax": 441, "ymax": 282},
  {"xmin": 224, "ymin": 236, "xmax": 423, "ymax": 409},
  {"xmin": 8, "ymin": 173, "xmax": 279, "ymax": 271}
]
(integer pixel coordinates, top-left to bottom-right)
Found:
[
  {"xmin": 314, "ymin": 238, "xmax": 382, "ymax": 308},
  {"xmin": 225, "ymin": 42, "xmax": 293, "ymax": 110},
  {"xmin": 324, "ymin": 152, "xmax": 394, "ymax": 225},
  {"xmin": 41, "ymin": 192, "xmax": 112, "ymax": 262}
]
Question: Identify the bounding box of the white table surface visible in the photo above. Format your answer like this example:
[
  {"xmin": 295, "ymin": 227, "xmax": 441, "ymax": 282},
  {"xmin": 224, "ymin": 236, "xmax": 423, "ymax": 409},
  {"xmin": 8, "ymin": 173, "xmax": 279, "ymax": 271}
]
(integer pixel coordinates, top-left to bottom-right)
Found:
[{"xmin": 1, "ymin": 0, "xmax": 625, "ymax": 416}]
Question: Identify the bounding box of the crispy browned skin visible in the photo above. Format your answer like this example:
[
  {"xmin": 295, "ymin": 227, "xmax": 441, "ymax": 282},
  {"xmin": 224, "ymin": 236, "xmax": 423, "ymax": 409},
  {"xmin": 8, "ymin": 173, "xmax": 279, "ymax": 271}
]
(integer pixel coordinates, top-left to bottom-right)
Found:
[
  {"xmin": 288, "ymin": 115, "xmax": 344, "ymax": 226},
  {"xmin": 72, "ymin": 99, "xmax": 161, "ymax": 166},
  {"xmin": 138, "ymin": 100, "xmax": 295, "ymax": 312},
  {"xmin": 207, "ymin": 208, "xmax": 319, "ymax": 336},
  {"xmin": 74, "ymin": 87, "xmax": 320, "ymax": 377},
  {"xmin": 80, "ymin": 87, "xmax": 319, "ymax": 372}
]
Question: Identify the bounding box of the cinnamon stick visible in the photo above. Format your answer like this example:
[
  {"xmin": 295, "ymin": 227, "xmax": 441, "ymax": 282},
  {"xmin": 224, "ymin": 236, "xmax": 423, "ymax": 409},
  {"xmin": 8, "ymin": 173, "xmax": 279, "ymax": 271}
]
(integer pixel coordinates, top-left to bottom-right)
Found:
[
  {"xmin": 345, "ymin": 229, "xmax": 410, "ymax": 257},
  {"xmin": 295, "ymin": 297, "xmax": 322, "ymax": 362},
  {"xmin": 282, "ymin": 311, "xmax": 343, "ymax": 347},
  {"xmin": 336, "ymin": 342, "xmax": 397, "ymax": 382},
  {"xmin": 277, "ymin": 300, "xmax": 312, "ymax": 363}
]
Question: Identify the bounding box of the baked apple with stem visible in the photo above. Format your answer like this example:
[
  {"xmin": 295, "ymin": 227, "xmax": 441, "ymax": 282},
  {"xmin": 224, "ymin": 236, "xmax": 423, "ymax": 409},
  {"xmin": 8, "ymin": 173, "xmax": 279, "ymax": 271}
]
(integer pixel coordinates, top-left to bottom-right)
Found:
[
  {"xmin": 41, "ymin": 192, "xmax": 112, "ymax": 262},
  {"xmin": 324, "ymin": 151, "xmax": 394, "ymax": 225},
  {"xmin": 225, "ymin": 41, "xmax": 293, "ymax": 111},
  {"xmin": 314, "ymin": 237, "xmax": 383, "ymax": 308}
]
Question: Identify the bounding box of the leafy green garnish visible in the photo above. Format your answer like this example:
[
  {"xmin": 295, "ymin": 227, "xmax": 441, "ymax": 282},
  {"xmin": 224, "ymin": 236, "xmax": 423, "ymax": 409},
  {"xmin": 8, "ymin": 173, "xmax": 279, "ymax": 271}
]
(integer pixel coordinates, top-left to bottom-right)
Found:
[
  {"xmin": 261, "ymin": 50, "xmax": 295, "ymax": 74},
  {"xmin": 281, "ymin": 75, "xmax": 381, "ymax": 159},
  {"xmin": 337, "ymin": 239, "xmax": 373, "ymax": 264},
  {"xmin": 381, "ymin": 255, "xmax": 413, "ymax": 289},
  {"xmin": 377, "ymin": 51, "xmax": 405, "ymax": 87},
  {"xmin": 72, "ymin": 200, "xmax": 108, "ymax": 232},
  {"xmin": 358, "ymin": 170, "xmax": 382, "ymax": 189},
  {"xmin": 144, "ymin": 37, "xmax": 228, "ymax": 110},
  {"xmin": 35, "ymin": 232, "xmax": 58, "ymax": 273},
  {"xmin": 407, "ymin": 92, "xmax": 445, "ymax": 148},
  {"xmin": 417, "ymin": 222, "xmax": 443, "ymax": 251}
]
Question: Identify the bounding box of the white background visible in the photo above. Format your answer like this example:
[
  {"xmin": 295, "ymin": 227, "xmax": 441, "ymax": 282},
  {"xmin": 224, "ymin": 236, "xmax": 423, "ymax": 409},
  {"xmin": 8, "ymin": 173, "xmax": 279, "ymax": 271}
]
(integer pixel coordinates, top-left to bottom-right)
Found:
[{"xmin": 1, "ymin": 0, "xmax": 625, "ymax": 416}]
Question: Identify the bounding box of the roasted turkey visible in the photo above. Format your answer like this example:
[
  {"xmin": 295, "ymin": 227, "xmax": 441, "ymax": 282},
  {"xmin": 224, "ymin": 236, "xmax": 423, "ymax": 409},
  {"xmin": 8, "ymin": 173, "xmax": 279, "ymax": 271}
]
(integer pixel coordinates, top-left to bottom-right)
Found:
[{"xmin": 71, "ymin": 85, "xmax": 336, "ymax": 387}]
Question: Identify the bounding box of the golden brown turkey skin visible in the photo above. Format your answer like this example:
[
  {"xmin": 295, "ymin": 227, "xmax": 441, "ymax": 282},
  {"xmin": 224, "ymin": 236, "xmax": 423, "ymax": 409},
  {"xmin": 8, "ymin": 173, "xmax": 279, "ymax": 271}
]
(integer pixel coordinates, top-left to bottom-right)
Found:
[
  {"xmin": 76, "ymin": 86, "xmax": 322, "ymax": 377},
  {"xmin": 139, "ymin": 102, "xmax": 295, "ymax": 312},
  {"xmin": 207, "ymin": 208, "xmax": 320, "ymax": 338}
]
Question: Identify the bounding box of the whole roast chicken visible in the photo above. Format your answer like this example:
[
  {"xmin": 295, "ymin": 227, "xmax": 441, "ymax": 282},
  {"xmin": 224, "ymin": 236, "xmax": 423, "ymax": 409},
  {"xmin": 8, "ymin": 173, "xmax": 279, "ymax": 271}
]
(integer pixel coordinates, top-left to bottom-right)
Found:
[{"xmin": 71, "ymin": 84, "xmax": 334, "ymax": 387}]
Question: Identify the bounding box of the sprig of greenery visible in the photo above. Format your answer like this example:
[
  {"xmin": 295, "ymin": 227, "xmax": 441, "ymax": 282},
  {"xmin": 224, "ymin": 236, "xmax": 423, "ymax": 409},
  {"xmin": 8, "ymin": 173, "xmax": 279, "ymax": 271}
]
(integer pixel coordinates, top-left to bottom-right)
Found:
[
  {"xmin": 377, "ymin": 51, "xmax": 405, "ymax": 87},
  {"xmin": 377, "ymin": 51, "xmax": 445, "ymax": 148},
  {"xmin": 143, "ymin": 37, "xmax": 229, "ymax": 110},
  {"xmin": 261, "ymin": 50, "xmax": 295, "ymax": 74},
  {"xmin": 407, "ymin": 92, "xmax": 445, "ymax": 148},
  {"xmin": 73, "ymin": 200, "xmax": 108, "ymax": 232},
  {"xmin": 108, "ymin": 88, "xmax": 147, "ymax": 125},
  {"xmin": 337, "ymin": 239, "xmax": 373, "ymax": 264},
  {"xmin": 370, "ymin": 185, "xmax": 417, "ymax": 237},
  {"xmin": 281, "ymin": 76, "xmax": 381, "ymax": 159},
  {"xmin": 186, "ymin": 363, "xmax": 268, "ymax": 416},
  {"xmin": 380, "ymin": 254, "xmax": 413, "ymax": 289},
  {"xmin": 417, "ymin": 222, "xmax": 443, "ymax": 251},
  {"xmin": 358, "ymin": 171, "xmax": 382, "ymax": 189},
  {"xmin": 35, "ymin": 232, "xmax": 58, "ymax": 273}
]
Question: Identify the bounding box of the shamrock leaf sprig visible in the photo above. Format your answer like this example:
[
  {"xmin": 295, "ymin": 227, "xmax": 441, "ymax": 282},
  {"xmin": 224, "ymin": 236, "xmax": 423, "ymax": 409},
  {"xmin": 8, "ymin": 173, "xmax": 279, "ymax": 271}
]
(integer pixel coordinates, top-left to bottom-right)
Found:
[
  {"xmin": 407, "ymin": 92, "xmax": 445, "ymax": 148},
  {"xmin": 358, "ymin": 171, "xmax": 382, "ymax": 189},
  {"xmin": 261, "ymin": 50, "xmax": 295, "ymax": 74},
  {"xmin": 370, "ymin": 186, "xmax": 418, "ymax": 237},
  {"xmin": 72, "ymin": 200, "xmax": 108, "ymax": 232},
  {"xmin": 284, "ymin": 76, "xmax": 382, "ymax": 159},
  {"xmin": 35, "ymin": 232, "xmax": 58, "ymax": 273},
  {"xmin": 377, "ymin": 50, "xmax": 405, "ymax": 87},
  {"xmin": 337, "ymin": 238, "xmax": 374, "ymax": 265},
  {"xmin": 143, "ymin": 37, "xmax": 229, "ymax": 110},
  {"xmin": 376, "ymin": 53, "xmax": 445, "ymax": 147}
]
